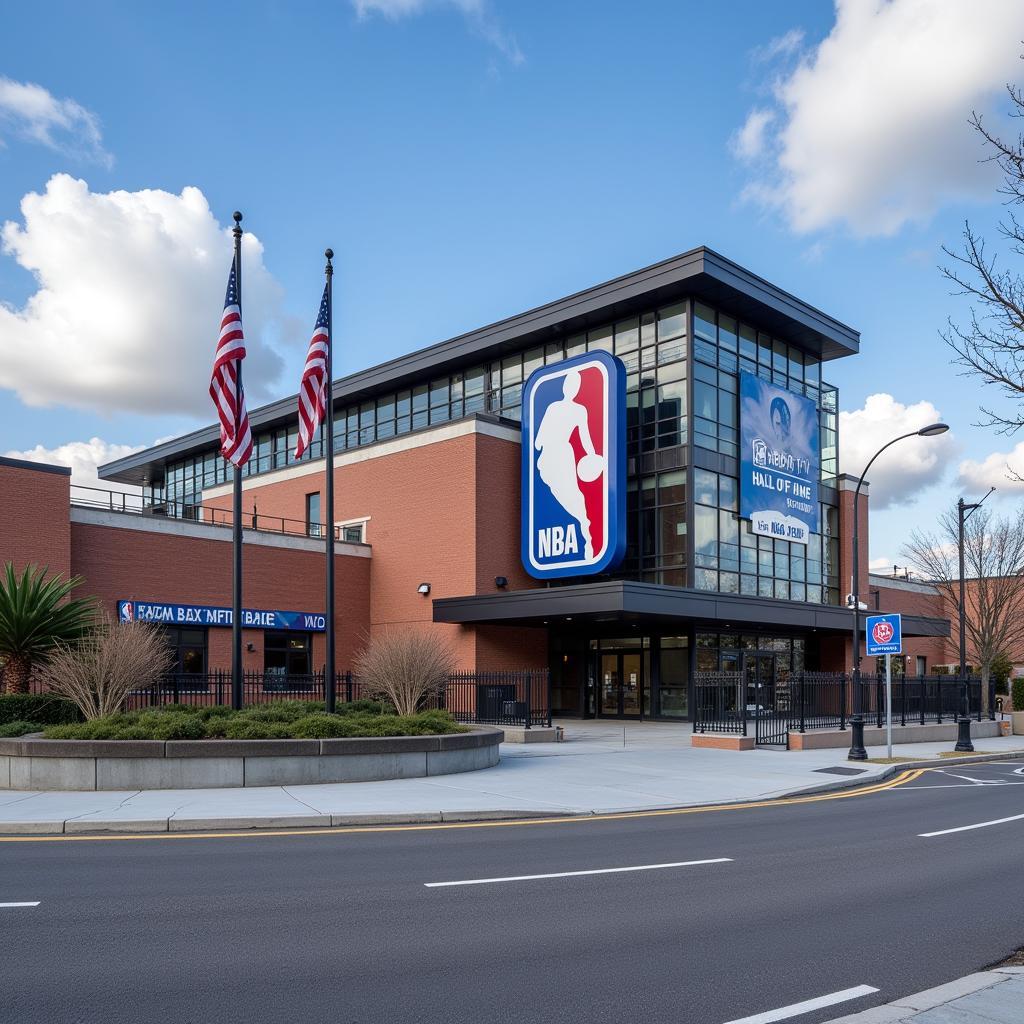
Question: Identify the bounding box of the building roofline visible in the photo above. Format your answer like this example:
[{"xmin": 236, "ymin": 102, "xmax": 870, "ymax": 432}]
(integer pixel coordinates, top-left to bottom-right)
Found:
[
  {"xmin": 0, "ymin": 455, "xmax": 72, "ymax": 477},
  {"xmin": 99, "ymin": 245, "xmax": 860, "ymax": 485}
]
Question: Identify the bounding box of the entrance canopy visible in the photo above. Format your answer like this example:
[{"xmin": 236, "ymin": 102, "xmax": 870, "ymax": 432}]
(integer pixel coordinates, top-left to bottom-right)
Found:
[{"xmin": 433, "ymin": 581, "xmax": 949, "ymax": 638}]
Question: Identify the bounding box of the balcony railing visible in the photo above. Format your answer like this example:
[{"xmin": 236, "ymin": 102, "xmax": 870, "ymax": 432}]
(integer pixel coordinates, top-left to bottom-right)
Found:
[{"xmin": 70, "ymin": 485, "xmax": 350, "ymax": 542}]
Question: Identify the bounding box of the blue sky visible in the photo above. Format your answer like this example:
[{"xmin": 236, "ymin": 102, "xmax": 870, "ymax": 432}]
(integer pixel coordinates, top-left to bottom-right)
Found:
[{"xmin": 2, "ymin": 0, "xmax": 1023, "ymax": 566}]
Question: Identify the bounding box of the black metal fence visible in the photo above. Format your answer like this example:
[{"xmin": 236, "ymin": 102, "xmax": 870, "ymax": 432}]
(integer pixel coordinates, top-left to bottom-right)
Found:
[
  {"xmin": 694, "ymin": 671, "xmax": 996, "ymax": 737},
  {"xmin": 32, "ymin": 669, "xmax": 552, "ymax": 728}
]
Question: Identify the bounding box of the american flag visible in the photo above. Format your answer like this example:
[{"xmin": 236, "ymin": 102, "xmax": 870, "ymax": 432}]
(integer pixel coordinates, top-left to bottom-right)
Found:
[
  {"xmin": 209, "ymin": 263, "xmax": 253, "ymax": 467},
  {"xmin": 294, "ymin": 284, "xmax": 330, "ymax": 459}
]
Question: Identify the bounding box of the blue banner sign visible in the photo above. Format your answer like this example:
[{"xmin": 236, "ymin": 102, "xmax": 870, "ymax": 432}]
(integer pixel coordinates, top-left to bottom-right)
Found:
[
  {"xmin": 865, "ymin": 613, "xmax": 902, "ymax": 656},
  {"xmin": 521, "ymin": 350, "xmax": 627, "ymax": 579},
  {"xmin": 117, "ymin": 600, "xmax": 326, "ymax": 632},
  {"xmin": 739, "ymin": 370, "xmax": 820, "ymax": 546}
]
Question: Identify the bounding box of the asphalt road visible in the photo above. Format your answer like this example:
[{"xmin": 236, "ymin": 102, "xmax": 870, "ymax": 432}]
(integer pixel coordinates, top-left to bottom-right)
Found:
[{"xmin": 2, "ymin": 760, "xmax": 1023, "ymax": 1024}]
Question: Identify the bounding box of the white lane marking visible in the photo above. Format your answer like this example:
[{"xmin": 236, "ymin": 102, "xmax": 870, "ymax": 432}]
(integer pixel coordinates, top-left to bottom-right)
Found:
[
  {"xmin": 0, "ymin": 902, "xmax": 39, "ymax": 908},
  {"xmin": 1014, "ymin": 767, "xmax": 1024, "ymax": 776},
  {"xmin": 920, "ymin": 811, "xmax": 1024, "ymax": 837},
  {"xmin": 720, "ymin": 985, "xmax": 879, "ymax": 1024},
  {"xmin": 896, "ymin": 782, "xmax": 1024, "ymax": 789},
  {"xmin": 934, "ymin": 770, "xmax": 1004, "ymax": 785},
  {"xmin": 424, "ymin": 858, "xmax": 732, "ymax": 888}
]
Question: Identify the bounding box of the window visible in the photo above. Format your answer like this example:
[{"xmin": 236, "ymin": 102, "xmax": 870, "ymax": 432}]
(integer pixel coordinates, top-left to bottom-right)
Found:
[
  {"xmin": 160, "ymin": 627, "xmax": 207, "ymax": 677},
  {"xmin": 659, "ymin": 636, "xmax": 688, "ymax": 717},
  {"xmin": 264, "ymin": 632, "xmax": 312, "ymax": 678},
  {"xmin": 341, "ymin": 522, "xmax": 365, "ymax": 543},
  {"xmin": 306, "ymin": 492, "xmax": 321, "ymax": 538},
  {"xmin": 916, "ymin": 656, "xmax": 927, "ymax": 676}
]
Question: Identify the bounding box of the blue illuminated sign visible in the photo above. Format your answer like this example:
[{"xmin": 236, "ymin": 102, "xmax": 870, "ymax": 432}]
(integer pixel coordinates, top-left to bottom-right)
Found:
[
  {"xmin": 739, "ymin": 370, "xmax": 820, "ymax": 546},
  {"xmin": 117, "ymin": 600, "xmax": 325, "ymax": 632},
  {"xmin": 866, "ymin": 613, "xmax": 902, "ymax": 656},
  {"xmin": 521, "ymin": 350, "xmax": 627, "ymax": 579}
]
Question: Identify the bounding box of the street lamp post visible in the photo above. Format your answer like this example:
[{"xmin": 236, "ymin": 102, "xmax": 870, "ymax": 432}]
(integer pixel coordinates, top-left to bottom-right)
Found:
[
  {"xmin": 955, "ymin": 487, "xmax": 995, "ymax": 753},
  {"xmin": 848, "ymin": 422, "xmax": 950, "ymax": 761}
]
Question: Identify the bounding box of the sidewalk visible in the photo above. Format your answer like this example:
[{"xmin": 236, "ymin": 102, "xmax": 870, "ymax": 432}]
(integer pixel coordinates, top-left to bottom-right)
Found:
[
  {"xmin": 1, "ymin": 720, "xmax": 1022, "ymax": 834},
  {"xmin": 823, "ymin": 966, "xmax": 1024, "ymax": 1023}
]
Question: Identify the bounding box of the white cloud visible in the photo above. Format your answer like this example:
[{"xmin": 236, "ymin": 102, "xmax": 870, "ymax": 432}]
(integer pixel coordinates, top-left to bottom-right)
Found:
[
  {"xmin": 731, "ymin": 108, "xmax": 774, "ymax": 161},
  {"xmin": 352, "ymin": 0, "xmax": 523, "ymax": 64},
  {"xmin": 839, "ymin": 394, "xmax": 954, "ymax": 508},
  {"xmin": 752, "ymin": 28, "xmax": 805, "ymax": 64},
  {"xmin": 0, "ymin": 77, "xmax": 111, "ymax": 167},
  {"xmin": 5, "ymin": 437, "xmax": 142, "ymax": 494},
  {"xmin": 957, "ymin": 441, "xmax": 1024, "ymax": 494},
  {"xmin": 0, "ymin": 175, "xmax": 294, "ymax": 417},
  {"xmin": 735, "ymin": 0, "xmax": 1023, "ymax": 235}
]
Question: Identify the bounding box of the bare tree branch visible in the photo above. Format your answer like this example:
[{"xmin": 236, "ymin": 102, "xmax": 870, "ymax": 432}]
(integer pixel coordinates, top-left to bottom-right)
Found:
[
  {"xmin": 903, "ymin": 505, "xmax": 1024, "ymax": 712},
  {"xmin": 942, "ymin": 69, "xmax": 1024, "ymax": 434}
]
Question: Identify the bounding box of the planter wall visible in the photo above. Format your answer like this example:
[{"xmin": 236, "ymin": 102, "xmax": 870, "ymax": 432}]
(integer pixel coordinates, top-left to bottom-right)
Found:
[{"xmin": 0, "ymin": 727, "xmax": 502, "ymax": 791}]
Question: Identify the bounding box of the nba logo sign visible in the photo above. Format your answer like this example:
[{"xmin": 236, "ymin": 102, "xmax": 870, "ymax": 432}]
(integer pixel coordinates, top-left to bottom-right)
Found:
[
  {"xmin": 118, "ymin": 601, "xmax": 134, "ymax": 623},
  {"xmin": 521, "ymin": 350, "xmax": 626, "ymax": 579}
]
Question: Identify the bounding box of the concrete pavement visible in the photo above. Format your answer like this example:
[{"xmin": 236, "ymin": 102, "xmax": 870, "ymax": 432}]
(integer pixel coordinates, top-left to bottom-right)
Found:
[
  {"xmin": 1, "ymin": 719, "xmax": 1022, "ymax": 833},
  {"xmin": 823, "ymin": 967, "xmax": 1024, "ymax": 1023}
]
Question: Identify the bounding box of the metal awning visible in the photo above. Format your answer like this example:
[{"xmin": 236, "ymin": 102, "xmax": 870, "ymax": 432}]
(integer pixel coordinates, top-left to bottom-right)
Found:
[{"xmin": 433, "ymin": 580, "xmax": 949, "ymax": 637}]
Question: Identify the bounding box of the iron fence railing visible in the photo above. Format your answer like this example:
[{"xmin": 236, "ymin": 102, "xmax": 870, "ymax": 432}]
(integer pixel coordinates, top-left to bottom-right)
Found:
[
  {"xmin": 693, "ymin": 672, "xmax": 996, "ymax": 736},
  {"xmin": 31, "ymin": 669, "xmax": 552, "ymax": 728},
  {"xmin": 70, "ymin": 485, "xmax": 351, "ymax": 542}
]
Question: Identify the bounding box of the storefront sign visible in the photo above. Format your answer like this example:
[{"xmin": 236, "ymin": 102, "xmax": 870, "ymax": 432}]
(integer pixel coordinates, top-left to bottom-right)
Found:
[
  {"xmin": 117, "ymin": 600, "xmax": 326, "ymax": 632},
  {"xmin": 739, "ymin": 370, "xmax": 819, "ymax": 546},
  {"xmin": 521, "ymin": 351, "xmax": 626, "ymax": 579}
]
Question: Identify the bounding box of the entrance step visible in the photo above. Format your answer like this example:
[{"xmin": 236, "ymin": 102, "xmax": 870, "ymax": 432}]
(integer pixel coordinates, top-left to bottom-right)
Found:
[
  {"xmin": 501, "ymin": 726, "xmax": 559, "ymax": 744},
  {"xmin": 691, "ymin": 734, "xmax": 755, "ymax": 751}
]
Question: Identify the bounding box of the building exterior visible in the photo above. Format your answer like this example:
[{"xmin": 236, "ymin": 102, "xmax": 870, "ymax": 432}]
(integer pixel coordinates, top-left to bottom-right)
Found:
[{"xmin": 3, "ymin": 246, "xmax": 960, "ymax": 716}]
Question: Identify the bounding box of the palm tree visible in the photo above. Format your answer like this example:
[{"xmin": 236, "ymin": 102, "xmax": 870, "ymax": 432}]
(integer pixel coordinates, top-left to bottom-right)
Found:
[{"xmin": 0, "ymin": 563, "xmax": 97, "ymax": 694}]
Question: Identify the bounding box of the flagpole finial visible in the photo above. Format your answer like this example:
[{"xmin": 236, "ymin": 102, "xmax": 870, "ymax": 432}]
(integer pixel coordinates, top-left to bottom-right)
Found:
[
  {"xmin": 232, "ymin": 211, "xmax": 243, "ymax": 240},
  {"xmin": 324, "ymin": 248, "xmax": 334, "ymax": 277},
  {"xmin": 233, "ymin": 211, "xmax": 243, "ymax": 224}
]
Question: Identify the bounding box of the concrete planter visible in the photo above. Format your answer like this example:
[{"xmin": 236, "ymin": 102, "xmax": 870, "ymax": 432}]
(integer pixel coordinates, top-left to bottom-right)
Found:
[
  {"xmin": 1012, "ymin": 711, "xmax": 1024, "ymax": 736},
  {"xmin": 0, "ymin": 726, "xmax": 502, "ymax": 791}
]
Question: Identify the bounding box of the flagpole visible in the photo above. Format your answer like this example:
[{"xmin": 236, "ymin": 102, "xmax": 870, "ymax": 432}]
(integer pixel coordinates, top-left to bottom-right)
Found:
[
  {"xmin": 324, "ymin": 248, "xmax": 336, "ymax": 713},
  {"xmin": 231, "ymin": 211, "xmax": 244, "ymax": 711}
]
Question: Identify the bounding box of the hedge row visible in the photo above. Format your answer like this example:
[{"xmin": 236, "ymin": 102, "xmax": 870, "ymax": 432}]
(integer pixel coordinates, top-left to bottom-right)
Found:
[
  {"xmin": 0, "ymin": 694, "xmax": 81, "ymax": 726},
  {"xmin": 42, "ymin": 701, "xmax": 468, "ymax": 741}
]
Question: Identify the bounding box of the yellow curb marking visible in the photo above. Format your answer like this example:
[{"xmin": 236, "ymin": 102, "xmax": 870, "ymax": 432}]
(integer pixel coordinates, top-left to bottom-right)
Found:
[{"xmin": 0, "ymin": 768, "xmax": 928, "ymax": 844}]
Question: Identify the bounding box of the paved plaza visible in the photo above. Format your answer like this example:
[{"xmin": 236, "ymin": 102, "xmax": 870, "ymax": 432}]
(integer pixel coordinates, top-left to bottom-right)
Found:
[{"xmin": 1, "ymin": 719, "xmax": 1022, "ymax": 833}]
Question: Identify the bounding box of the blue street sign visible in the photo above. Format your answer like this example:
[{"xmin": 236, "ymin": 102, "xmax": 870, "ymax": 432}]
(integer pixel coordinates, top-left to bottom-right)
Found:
[{"xmin": 865, "ymin": 613, "xmax": 902, "ymax": 656}]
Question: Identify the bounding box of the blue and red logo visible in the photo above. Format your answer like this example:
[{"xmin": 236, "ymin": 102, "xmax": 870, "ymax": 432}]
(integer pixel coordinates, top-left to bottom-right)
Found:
[{"xmin": 521, "ymin": 350, "xmax": 626, "ymax": 579}]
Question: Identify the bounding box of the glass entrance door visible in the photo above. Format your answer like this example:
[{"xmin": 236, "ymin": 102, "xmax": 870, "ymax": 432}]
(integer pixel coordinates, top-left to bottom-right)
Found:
[
  {"xmin": 599, "ymin": 651, "xmax": 643, "ymax": 718},
  {"xmin": 744, "ymin": 654, "xmax": 776, "ymax": 716}
]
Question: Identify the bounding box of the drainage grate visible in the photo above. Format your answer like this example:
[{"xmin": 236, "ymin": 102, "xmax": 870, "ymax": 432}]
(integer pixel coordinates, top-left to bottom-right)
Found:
[{"xmin": 813, "ymin": 766, "xmax": 869, "ymax": 776}]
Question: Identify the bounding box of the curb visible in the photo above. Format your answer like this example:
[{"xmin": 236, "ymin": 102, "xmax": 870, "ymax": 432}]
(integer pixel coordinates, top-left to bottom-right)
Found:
[
  {"xmin": 0, "ymin": 808, "xmax": 587, "ymax": 835},
  {"xmin": 0, "ymin": 750, "xmax": 1020, "ymax": 837},
  {"xmin": 820, "ymin": 967, "xmax": 1024, "ymax": 1022}
]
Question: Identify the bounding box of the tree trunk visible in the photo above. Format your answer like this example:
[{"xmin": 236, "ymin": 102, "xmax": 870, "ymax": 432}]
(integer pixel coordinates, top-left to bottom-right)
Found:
[
  {"xmin": 2, "ymin": 653, "xmax": 32, "ymax": 694},
  {"xmin": 981, "ymin": 665, "xmax": 991, "ymax": 716}
]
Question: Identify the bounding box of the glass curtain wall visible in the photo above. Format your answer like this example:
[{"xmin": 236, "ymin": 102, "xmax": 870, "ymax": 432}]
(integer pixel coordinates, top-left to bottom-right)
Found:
[{"xmin": 690, "ymin": 302, "xmax": 840, "ymax": 605}]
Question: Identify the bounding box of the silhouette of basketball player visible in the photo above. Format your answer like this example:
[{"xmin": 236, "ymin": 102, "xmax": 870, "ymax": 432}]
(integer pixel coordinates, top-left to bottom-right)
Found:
[{"xmin": 535, "ymin": 369, "xmax": 599, "ymax": 559}]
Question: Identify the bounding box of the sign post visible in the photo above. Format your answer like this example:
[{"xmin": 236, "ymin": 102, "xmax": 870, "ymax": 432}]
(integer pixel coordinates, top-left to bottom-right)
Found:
[{"xmin": 865, "ymin": 613, "xmax": 902, "ymax": 759}]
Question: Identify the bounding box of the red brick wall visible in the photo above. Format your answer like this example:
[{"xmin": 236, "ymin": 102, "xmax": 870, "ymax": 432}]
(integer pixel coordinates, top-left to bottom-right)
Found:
[
  {"xmin": 868, "ymin": 579, "xmax": 950, "ymax": 671},
  {"xmin": 838, "ymin": 481, "xmax": 869, "ymax": 606},
  {"xmin": 0, "ymin": 461, "xmax": 71, "ymax": 579},
  {"xmin": 204, "ymin": 425, "xmax": 543, "ymax": 671},
  {"xmin": 70, "ymin": 521, "xmax": 370, "ymax": 671}
]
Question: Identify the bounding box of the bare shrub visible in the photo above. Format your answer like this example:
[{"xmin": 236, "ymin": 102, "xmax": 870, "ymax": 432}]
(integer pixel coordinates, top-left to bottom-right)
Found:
[
  {"xmin": 38, "ymin": 618, "xmax": 174, "ymax": 720},
  {"xmin": 355, "ymin": 629, "xmax": 454, "ymax": 716}
]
